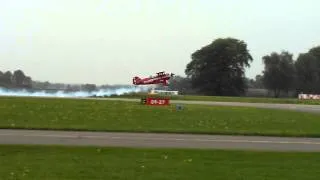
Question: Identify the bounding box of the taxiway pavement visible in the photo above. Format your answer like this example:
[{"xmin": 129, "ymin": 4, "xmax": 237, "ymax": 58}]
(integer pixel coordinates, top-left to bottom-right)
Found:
[{"xmin": 1, "ymin": 129, "xmax": 320, "ymax": 152}]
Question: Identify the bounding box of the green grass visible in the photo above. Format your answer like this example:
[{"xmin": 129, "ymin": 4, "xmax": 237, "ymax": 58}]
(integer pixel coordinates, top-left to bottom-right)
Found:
[
  {"xmin": 1, "ymin": 96, "xmax": 320, "ymax": 137},
  {"xmin": 108, "ymin": 92, "xmax": 320, "ymax": 105},
  {"xmin": 1, "ymin": 145, "xmax": 320, "ymax": 180}
]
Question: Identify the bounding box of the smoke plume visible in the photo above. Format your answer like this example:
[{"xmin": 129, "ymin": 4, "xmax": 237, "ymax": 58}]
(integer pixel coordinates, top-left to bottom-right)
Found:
[{"xmin": 0, "ymin": 86, "xmax": 149, "ymax": 98}]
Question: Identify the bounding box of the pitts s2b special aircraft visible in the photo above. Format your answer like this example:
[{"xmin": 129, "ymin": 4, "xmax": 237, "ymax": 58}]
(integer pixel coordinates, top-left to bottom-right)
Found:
[{"xmin": 132, "ymin": 71, "xmax": 174, "ymax": 86}]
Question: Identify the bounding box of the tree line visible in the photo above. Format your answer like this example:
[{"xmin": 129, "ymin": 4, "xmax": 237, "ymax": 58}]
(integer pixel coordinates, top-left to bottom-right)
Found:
[
  {"xmin": 0, "ymin": 69, "xmax": 99, "ymax": 92},
  {"xmin": 0, "ymin": 69, "xmax": 138, "ymax": 92},
  {"xmin": 168, "ymin": 37, "xmax": 320, "ymax": 98},
  {"xmin": 0, "ymin": 70, "xmax": 33, "ymax": 89},
  {"xmin": 261, "ymin": 48, "xmax": 320, "ymax": 97}
]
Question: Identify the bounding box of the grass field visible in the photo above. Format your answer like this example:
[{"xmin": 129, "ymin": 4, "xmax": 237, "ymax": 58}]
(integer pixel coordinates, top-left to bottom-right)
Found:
[
  {"xmin": 108, "ymin": 93, "xmax": 320, "ymax": 105},
  {"xmin": 1, "ymin": 96, "xmax": 320, "ymax": 137},
  {"xmin": 1, "ymin": 145, "xmax": 319, "ymax": 180}
]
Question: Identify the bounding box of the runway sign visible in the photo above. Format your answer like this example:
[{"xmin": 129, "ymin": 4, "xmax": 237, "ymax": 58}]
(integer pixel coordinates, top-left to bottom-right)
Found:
[{"xmin": 141, "ymin": 97, "xmax": 170, "ymax": 105}]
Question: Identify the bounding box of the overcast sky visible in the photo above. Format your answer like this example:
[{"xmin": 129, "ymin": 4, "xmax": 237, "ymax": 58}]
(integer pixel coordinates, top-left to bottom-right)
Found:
[{"xmin": 1, "ymin": 0, "xmax": 320, "ymax": 85}]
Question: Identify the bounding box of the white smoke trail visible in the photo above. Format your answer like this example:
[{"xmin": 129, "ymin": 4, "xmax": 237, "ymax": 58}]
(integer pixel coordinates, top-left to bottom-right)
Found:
[{"xmin": 0, "ymin": 86, "xmax": 150, "ymax": 98}]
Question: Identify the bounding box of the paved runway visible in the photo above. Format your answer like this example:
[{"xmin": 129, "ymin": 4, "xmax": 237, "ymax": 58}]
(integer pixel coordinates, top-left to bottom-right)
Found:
[
  {"xmin": 1, "ymin": 96, "xmax": 320, "ymax": 151},
  {"xmin": 74, "ymin": 97, "xmax": 320, "ymax": 114},
  {"xmin": 97, "ymin": 97, "xmax": 320, "ymax": 114},
  {"xmin": 1, "ymin": 129, "xmax": 320, "ymax": 152}
]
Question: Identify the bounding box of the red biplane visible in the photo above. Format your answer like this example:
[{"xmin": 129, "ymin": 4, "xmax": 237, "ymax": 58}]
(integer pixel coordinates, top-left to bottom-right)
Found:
[{"xmin": 133, "ymin": 71, "xmax": 174, "ymax": 86}]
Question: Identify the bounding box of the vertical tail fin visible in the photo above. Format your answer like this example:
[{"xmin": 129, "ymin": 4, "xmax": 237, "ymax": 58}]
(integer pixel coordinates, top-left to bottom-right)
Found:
[{"xmin": 163, "ymin": 80, "xmax": 169, "ymax": 86}]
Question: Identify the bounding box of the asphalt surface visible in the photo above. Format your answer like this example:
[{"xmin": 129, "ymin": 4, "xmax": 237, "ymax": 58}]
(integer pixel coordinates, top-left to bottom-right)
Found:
[
  {"xmin": 1, "ymin": 129, "xmax": 320, "ymax": 152},
  {"xmin": 1, "ymin": 96, "xmax": 320, "ymax": 151},
  {"xmin": 2, "ymin": 95, "xmax": 320, "ymax": 113},
  {"xmin": 86, "ymin": 97, "xmax": 320, "ymax": 114}
]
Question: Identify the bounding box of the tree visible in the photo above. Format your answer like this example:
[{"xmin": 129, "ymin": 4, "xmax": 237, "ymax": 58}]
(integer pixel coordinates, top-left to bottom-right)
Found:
[
  {"xmin": 167, "ymin": 75, "xmax": 194, "ymax": 95},
  {"xmin": 308, "ymin": 46, "xmax": 320, "ymax": 92},
  {"xmin": 0, "ymin": 71, "xmax": 13, "ymax": 88},
  {"xmin": 0, "ymin": 71, "xmax": 3, "ymax": 83},
  {"xmin": 2, "ymin": 71, "xmax": 13, "ymax": 85},
  {"xmin": 261, "ymin": 51, "xmax": 296, "ymax": 97},
  {"xmin": 81, "ymin": 84, "xmax": 97, "ymax": 92},
  {"xmin": 295, "ymin": 46, "xmax": 320, "ymax": 94},
  {"xmin": 22, "ymin": 76, "xmax": 33, "ymax": 88},
  {"xmin": 185, "ymin": 37, "xmax": 253, "ymax": 96},
  {"xmin": 12, "ymin": 69, "xmax": 26, "ymax": 87},
  {"xmin": 309, "ymin": 46, "xmax": 320, "ymax": 60},
  {"xmin": 245, "ymin": 75, "xmax": 264, "ymax": 89},
  {"xmin": 254, "ymin": 75, "xmax": 264, "ymax": 88},
  {"xmin": 0, "ymin": 71, "xmax": 4, "ymax": 87}
]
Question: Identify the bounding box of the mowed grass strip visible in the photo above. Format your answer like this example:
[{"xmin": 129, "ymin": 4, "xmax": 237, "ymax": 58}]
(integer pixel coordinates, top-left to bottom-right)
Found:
[
  {"xmin": 1, "ymin": 145, "xmax": 320, "ymax": 180},
  {"xmin": 113, "ymin": 93, "xmax": 320, "ymax": 105},
  {"xmin": 1, "ymin": 96, "xmax": 320, "ymax": 137}
]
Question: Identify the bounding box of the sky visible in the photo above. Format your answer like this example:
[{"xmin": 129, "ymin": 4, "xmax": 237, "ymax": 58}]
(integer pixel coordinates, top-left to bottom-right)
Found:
[{"xmin": 1, "ymin": 0, "xmax": 320, "ymax": 85}]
